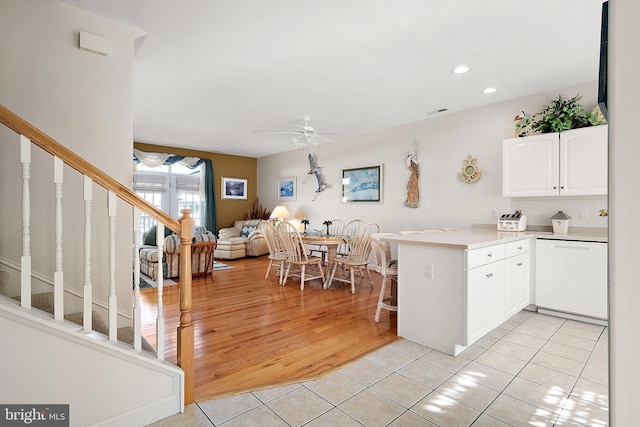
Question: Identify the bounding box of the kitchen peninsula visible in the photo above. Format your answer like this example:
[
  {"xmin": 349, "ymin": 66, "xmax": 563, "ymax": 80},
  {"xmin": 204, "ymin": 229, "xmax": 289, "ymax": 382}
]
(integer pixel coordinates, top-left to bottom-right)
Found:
[
  {"xmin": 381, "ymin": 227, "xmax": 608, "ymax": 356},
  {"xmin": 381, "ymin": 229, "xmax": 533, "ymax": 356}
]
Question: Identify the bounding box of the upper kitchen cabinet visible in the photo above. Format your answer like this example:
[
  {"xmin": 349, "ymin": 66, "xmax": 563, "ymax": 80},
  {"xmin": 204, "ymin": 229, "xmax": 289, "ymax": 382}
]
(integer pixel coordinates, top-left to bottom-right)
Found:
[{"xmin": 503, "ymin": 125, "xmax": 608, "ymax": 197}]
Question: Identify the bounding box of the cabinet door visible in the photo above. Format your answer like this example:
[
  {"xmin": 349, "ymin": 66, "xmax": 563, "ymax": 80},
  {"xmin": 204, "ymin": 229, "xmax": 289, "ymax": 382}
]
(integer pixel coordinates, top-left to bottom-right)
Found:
[
  {"xmin": 505, "ymin": 253, "xmax": 530, "ymax": 318},
  {"xmin": 486, "ymin": 263, "xmax": 506, "ymax": 330},
  {"xmin": 560, "ymin": 125, "xmax": 608, "ymax": 196},
  {"xmin": 466, "ymin": 261, "xmax": 505, "ymax": 345},
  {"xmin": 466, "ymin": 265, "xmax": 490, "ymax": 345},
  {"xmin": 503, "ymin": 133, "xmax": 559, "ymax": 197}
]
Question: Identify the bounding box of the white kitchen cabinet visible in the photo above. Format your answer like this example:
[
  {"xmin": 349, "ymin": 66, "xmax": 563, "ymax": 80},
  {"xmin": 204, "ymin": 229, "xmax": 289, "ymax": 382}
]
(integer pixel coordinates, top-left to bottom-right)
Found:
[
  {"xmin": 503, "ymin": 133, "xmax": 559, "ymax": 197},
  {"xmin": 466, "ymin": 240, "xmax": 528, "ymax": 346},
  {"xmin": 503, "ymin": 125, "xmax": 607, "ymax": 197},
  {"xmin": 466, "ymin": 260, "xmax": 505, "ymax": 344},
  {"xmin": 392, "ymin": 233, "xmax": 531, "ymax": 355},
  {"xmin": 536, "ymin": 239, "xmax": 607, "ymax": 320},
  {"xmin": 505, "ymin": 253, "xmax": 530, "ymax": 318},
  {"xmin": 560, "ymin": 126, "xmax": 608, "ymax": 196}
]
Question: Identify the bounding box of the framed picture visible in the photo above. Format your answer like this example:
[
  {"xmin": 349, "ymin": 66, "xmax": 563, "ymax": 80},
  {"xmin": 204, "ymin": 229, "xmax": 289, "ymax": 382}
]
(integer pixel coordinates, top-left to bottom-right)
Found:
[
  {"xmin": 278, "ymin": 176, "xmax": 297, "ymax": 201},
  {"xmin": 221, "ymin": 176, "xmax": 248, "ymax": 200},
  {"xmin": 341, "ymin": 164, "xmax": 383, "ymax": 203}
]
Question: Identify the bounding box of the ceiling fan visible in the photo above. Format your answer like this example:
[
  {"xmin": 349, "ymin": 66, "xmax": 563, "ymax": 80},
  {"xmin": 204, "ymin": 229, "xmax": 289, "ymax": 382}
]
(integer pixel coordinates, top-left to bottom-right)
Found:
[{"xmin": 267, "ymin": 116, "xmax": 342, "ymax": 148}]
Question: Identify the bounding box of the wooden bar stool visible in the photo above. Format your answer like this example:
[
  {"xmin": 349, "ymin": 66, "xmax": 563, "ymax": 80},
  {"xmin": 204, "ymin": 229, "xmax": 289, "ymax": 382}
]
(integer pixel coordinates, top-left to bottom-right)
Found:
[{"xmin": 370, "ymin": 233, "xmax": 399, "ymax": 322}]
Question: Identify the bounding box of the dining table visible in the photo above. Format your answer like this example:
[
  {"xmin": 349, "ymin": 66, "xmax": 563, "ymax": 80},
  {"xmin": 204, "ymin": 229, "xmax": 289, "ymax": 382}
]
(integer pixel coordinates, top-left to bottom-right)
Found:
[{"xmin": 299, "ymin": 232, "xmax": 348, "ymax": 288}]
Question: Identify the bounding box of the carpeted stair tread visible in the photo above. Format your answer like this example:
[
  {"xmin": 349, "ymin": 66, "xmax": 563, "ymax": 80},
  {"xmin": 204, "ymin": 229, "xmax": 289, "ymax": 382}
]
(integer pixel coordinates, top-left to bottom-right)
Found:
[{"xmin": 12, "ymin": 292, "xmax": 156, "ymax": 355}]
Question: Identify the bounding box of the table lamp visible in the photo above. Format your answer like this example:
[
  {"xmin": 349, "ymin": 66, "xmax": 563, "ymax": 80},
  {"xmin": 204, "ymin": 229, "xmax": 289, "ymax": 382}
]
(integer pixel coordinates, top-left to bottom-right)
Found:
[{"xmin": 270, "ymin": 205, "xmax": 291, "ymax": 222}]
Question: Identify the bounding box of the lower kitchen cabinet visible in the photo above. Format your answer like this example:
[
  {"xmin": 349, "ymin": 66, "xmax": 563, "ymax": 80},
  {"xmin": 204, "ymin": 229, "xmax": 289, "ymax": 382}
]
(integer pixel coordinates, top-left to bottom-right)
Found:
[
  {"xmin": 505, "ymin": 253, "xmax": 530, "ymax": 318},
  {"xmin": 465, "ymin": 240, "xmax": 529, "ymax": 347},
  {"xmin": 466, "ymin": 260, "xmax": 505, "ymax": 344},
  {"xmin": 395, "ymin": 237, "xmax": 530, "ymax": 356}
]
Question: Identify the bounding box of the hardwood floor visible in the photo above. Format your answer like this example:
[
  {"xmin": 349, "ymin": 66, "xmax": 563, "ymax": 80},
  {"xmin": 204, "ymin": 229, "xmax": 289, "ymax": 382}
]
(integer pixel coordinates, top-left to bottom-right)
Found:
[{"xmin": 139, "ymin": 255, "xmax": 398, "ymax": 402}]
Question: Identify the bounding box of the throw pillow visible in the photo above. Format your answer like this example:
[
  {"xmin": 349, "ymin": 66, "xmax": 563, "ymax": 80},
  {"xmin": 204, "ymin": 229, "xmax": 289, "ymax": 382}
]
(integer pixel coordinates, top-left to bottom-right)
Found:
[
  {"xmin": 241, "ymin": 225, "xmax": 257, "ymax": 237},
  {"xmin": 143, "ymin": 225, "xmax": 173, "ymax": 246}
]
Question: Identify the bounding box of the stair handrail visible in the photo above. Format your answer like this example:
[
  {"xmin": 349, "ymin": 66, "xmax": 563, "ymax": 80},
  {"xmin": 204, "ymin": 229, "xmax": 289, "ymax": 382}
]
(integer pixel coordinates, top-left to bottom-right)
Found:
[
  {"xmin": 0, "ymin": 104, "xmax": 180, "ymax": 233},
  {"xmin": 0, "ymin": 103, "xmax": 195, "ymax": 404}
]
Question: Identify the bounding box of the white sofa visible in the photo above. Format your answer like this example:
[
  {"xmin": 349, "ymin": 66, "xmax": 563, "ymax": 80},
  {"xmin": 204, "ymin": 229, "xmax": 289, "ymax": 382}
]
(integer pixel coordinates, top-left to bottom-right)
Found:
[{"xmin": 214, "ymin": 219, "xmax": 269, "ymax": 259}]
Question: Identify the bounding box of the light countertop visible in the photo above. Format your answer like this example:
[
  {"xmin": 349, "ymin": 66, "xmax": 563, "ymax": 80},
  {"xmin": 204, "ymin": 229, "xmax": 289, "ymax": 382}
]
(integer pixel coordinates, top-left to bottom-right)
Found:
[{"xmin": 379, "ymin": 226, "xmax": 607, "ymax": 250}]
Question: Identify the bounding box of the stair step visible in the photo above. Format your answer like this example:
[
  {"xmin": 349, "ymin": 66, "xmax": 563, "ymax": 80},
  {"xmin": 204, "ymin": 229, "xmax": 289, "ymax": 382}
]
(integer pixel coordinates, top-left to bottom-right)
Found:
[{"xmin": 11, "ymin": 292, "xmax": 156, "ymax": 354}]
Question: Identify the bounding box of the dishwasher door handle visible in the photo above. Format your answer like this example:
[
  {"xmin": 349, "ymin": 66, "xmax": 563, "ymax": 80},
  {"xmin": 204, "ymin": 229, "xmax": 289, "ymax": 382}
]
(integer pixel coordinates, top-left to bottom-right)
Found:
[{"xmin": 550, "ymin": 245, "xmax": 591, "ymax": 250}]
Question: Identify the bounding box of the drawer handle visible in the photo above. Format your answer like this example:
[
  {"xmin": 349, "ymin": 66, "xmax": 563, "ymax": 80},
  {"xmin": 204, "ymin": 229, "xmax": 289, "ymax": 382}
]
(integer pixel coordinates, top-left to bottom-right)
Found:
[
  {"xmin": 517, "ymin": 246, "xmax": 522, "ymax": 250},
  {"xmin": 486, "ymin": 273, "xmax": 493, "ymax": 278},
  {"xmin": 517, "ymin": 262, "xmax": 523, "ymax": 267},
  {"xmin": 487, "ymin": 253, "xmax": 492, "ymax": 257}
]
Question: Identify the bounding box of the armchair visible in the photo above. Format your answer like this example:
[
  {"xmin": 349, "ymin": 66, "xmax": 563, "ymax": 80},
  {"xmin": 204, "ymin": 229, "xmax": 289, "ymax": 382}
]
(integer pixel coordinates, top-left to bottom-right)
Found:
[{"xmin": 138, "ymin": 226, "xmax": 216, "ymax": 280}]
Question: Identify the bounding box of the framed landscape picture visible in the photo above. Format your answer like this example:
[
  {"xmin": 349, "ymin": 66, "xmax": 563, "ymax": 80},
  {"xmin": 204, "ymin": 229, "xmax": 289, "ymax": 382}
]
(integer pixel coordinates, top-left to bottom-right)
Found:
[
  {"xmin": 341, "ymin": 164, "xmax": 382, "ymax": 203},
  {"xmin": 278, "ymin": 176, "xmax": 297, "ymax": 201},
  {"xmin": 221, "ymin": 177, "xmax": 248, "ymax": 200}
]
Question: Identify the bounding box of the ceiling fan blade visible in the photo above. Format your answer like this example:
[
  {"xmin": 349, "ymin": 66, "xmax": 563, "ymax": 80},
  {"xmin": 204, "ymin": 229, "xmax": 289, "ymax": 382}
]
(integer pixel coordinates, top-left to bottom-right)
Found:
[
  {"xmin": 266, "ymin": 131, "xmax": 300, "ymax": 135},
  {"xmin": 315, "ymin": 131, "xmax": 342, "ymax": 135}
]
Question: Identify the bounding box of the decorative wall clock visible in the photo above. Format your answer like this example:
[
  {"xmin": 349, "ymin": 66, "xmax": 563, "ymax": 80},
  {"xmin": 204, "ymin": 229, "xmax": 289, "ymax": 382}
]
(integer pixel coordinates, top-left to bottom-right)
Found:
[{"xmin": 458, "ymin": 154, "xmax": 481, "ymax": 183}]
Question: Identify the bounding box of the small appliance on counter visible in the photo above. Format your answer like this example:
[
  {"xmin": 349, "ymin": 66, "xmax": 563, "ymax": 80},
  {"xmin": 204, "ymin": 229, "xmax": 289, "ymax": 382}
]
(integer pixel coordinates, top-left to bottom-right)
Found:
[
  {"xmin": 497, "ymin": 211, "xmax": 527, "ymax": 232},
  {"xmin": 550, "ymin": 210, "xmax": 571, "ymax": 234}
]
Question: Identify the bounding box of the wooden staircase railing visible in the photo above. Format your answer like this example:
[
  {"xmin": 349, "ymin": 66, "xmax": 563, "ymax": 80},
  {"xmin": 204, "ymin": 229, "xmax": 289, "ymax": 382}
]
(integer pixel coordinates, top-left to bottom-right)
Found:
[{"xmin": 0, "ymin": 104, "xmax": 196, "ymax": 404}]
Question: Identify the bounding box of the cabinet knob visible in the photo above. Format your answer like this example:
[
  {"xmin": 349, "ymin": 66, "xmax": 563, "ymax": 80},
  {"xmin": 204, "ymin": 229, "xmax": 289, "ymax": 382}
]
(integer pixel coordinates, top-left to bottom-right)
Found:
[
  {"xmin": 487, "ymin": 253, "xmax": 492, "ymax": 258},
  {"xmin": 553, "ymin": 186, "xmax": 557, "ymax": 189},
  {"xmin": 517, "ymin": 262, "xmax": 523, "ymax": 267},
  {"xmin": 517, "ymin": 246, "xmax": 522, "ymax": 250},
  {"xmin": 561, "ymin": 186, "xmax": 565, "ymax": 189},
  {"xmin": 486, "ymin": 273, "xmax": 493, "ymax": 278}
]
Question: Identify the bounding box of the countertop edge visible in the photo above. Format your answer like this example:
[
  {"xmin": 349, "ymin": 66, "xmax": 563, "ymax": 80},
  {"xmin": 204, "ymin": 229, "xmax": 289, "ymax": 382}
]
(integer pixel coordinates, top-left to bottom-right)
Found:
[{"xmin": 379, "ymin": 227, "xmax": 607, "ymax": 250}]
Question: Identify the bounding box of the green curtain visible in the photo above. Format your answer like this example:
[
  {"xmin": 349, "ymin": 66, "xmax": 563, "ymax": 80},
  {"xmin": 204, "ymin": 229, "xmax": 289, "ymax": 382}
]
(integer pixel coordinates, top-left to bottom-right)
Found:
[{"xmin": 203, "ymin": 159, "xmax": 218, "ymax": 235}]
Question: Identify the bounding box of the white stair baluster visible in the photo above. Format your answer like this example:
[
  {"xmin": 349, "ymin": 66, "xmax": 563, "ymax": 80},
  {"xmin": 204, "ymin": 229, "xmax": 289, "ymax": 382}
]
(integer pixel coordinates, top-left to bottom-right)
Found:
[
  {"xmin": 53, "ymin": 157, "xmax": 64, "ymax": 321},
  {"xmin": 20, "ymin": 136, "xmax": 32, "ymax": 309},
  {"xmin": 133, "ymin": 208, "xmax": 142, "ymax": 352},
  {"xmin": 83, "ymin": 176, "xmax": 93, "ymax": 333},
  {"xmin": 108, "ymin": 191, "xmax": 117, "ymax": 342},
  {"xmin": 156, "ymin": 222, "xmax": 165, "ymax": 360}
]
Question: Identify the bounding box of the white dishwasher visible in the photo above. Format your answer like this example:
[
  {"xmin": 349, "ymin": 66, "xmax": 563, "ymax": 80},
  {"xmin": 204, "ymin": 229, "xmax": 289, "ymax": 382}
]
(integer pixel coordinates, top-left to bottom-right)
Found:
[{"xmin": 535, "ymin": 239, "xmax": 607, "ymax": 320}]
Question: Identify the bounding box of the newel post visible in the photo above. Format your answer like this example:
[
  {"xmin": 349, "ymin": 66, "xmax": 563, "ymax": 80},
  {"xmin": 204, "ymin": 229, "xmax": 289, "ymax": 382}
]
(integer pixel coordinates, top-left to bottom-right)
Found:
[{"xmin": 177, "ymin": 209, "xmax": 195, "ymax": 404}]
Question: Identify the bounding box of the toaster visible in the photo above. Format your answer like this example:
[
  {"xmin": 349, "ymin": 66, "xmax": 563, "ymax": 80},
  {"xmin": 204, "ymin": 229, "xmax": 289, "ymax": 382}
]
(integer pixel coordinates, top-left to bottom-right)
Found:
[{"xmin": 497, "ymin": 211, "xmax": 527, "ymax": 232}]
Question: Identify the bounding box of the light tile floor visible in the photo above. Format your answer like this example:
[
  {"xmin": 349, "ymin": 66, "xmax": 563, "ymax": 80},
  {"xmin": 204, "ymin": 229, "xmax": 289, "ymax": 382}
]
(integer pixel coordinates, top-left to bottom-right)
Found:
[{"xmin": 149, "ymin": 310, "xmax": 608, "ymax": 426}]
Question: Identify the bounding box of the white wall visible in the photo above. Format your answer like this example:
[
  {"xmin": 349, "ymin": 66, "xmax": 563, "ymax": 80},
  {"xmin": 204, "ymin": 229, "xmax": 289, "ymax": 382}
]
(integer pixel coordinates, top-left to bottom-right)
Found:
[
  {"xmin": 609, "ymin": 0, "xmax": 640, "ymax": 424},
  {"xmin": 0, "ymin": 308, "xmax": 182, "ymax": 426},
  {"xmin": 258, "ymin": 81, "xmax": 605, "ymax": 233},
  {"xmin": 0, "ymin": 0, "xmax": 141, "ymax": 315}
]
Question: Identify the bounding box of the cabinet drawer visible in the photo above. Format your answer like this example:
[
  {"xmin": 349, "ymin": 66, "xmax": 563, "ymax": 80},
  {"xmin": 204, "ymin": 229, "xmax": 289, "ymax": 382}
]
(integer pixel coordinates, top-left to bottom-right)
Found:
[
  {"xmin": 504, "ymin": 239, "xmax": 529, "ymax": 258},
  {"xmin": 467, "ymin": 244, "xmax": 505, "ymax": 269}
]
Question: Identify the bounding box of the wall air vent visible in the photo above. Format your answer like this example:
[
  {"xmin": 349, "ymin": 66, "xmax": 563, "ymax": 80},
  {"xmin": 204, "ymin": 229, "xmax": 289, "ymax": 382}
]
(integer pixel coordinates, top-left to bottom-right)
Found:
[
  {"xmin": 79, "ymin": 30, "xmax": 109, "ymax": 56},
  {"xmin": 427, "ymin": 108, "xmax": 448, "ymax": 115}
]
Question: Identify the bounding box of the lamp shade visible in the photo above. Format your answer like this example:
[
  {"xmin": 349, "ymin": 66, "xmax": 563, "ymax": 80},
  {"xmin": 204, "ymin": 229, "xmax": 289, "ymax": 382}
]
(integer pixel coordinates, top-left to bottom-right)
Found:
[{"xmin": 270, "ymin": 205, "xmax": 291, "ymax": 220}]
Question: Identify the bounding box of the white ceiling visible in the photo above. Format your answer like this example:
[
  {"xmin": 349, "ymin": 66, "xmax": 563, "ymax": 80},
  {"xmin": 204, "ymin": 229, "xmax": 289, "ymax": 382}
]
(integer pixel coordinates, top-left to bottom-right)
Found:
[{"xmin": 62, "ymin": 0, "xmax": 605, "ymax": 158}]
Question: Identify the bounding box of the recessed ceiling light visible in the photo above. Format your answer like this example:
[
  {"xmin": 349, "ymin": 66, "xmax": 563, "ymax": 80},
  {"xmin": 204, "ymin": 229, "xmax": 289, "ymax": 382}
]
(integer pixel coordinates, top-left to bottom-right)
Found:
[
  {"xmin": 452, "ymin": 66, "xmax": 470, "ymax": 74},
  {"xmin": 482, "ymin": 87, "xmax": 497, "ymax": 94}
]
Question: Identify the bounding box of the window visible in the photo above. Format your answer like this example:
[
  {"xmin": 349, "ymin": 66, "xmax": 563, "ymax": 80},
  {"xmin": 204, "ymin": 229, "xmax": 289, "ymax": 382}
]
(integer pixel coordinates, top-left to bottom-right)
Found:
[{"xmin": 134, "ymin": 164, "xmax": 203, "ymax": 239}]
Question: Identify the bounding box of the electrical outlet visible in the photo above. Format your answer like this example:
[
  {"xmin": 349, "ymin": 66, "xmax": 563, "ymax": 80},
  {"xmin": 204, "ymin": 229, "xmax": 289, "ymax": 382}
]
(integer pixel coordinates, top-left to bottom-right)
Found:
[
  {"xmin": 491, "ymin": 210, "xmax": 498, "ymax": 218},
  {"xmin": 579, "ymin": 209, "xmax": 588, "ymax": 219}
]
